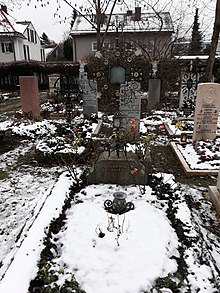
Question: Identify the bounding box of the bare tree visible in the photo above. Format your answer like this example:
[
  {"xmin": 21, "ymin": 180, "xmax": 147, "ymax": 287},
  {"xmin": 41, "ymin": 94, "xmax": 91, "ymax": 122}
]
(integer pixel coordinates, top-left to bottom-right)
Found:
[{"xmin": 204, "ymin": 0, "xmax": 220, "ymax": 81}]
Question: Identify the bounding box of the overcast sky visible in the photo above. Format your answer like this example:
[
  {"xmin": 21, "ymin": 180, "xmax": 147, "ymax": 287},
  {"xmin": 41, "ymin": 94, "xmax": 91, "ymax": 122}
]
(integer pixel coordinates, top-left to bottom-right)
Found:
[{"xmin": 3, "ymin": 0, "xmax": 217, "ymax": 43}]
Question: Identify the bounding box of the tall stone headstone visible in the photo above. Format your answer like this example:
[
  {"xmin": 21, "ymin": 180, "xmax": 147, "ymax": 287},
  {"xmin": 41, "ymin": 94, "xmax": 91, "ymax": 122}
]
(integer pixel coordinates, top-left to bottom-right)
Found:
[
  {"xmin": 79, "ymin": 64, "xmax": 98, "ymax": 118},
  {"xmin": 19, "ymin": 76, "xmax": 40, "ymax": 118},
  {"xmin": 148, "ymin": 79, "xmax": 161, "ymax": 111},
  {"xmin": 48, "ymin": 74, "xmax": 60, "ymax": 95},
  {"xmin": 193, "ymin": 83, "xmax": 220, "ymax": 141},
  {"xmin": 119, "ymin": 81, "xmax": 141, "ymax": 133}
]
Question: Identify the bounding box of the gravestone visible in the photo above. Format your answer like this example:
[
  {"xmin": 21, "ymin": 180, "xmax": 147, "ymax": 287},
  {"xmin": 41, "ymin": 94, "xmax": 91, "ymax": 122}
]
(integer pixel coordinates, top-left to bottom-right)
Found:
[
  {"xmin": 208, "ymin": 167, "xmax": 220, "ymax": 214},
  {"xmin": 193, "ymin": 83, "xmax": 220, "ymax": 141},
  {"xmin": 119, "ymin": 81, "xmax": 141, "ymax": 134},
  {"xmin": 48, "ymin": 74, "xmax": 60, "ymax": 95},
  {"xmin": 179, "ymin": 71, "xmax": 197, "ymax": 109},
  {"xmin": 88, "ymin": 151, "xmax": 147, "ymax": 185},
  {"xmin": 82, "ymin": 79, "xmax": 98, "ymax": 118},
  {"xmin": 19, "ymin": 76, "xmax": 40, "ymax": 118},
  {"xmin": 148, "ymin": 79, "xmax": 161, "ymax": 111}
]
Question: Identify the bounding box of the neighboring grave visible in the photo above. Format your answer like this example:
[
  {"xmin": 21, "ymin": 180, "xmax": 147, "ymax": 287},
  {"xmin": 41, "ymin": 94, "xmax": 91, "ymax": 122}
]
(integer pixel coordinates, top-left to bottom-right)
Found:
[
  {"xmin": 119, "ymin": 81, "xmax": 141, "ymax": 133},
  {"xmin": 88, "ymin": 151, "xmax": 147, "ymax": 185},
  {"xmin": 193, "ymin": 83, "xmax": 220, "ymax": 141},
  {"xmin": 208, "ymin": 167, "xmax": 220, "ymax": 214},
  {"xmin": 148, "ymin": 79, "xmax": 161, "ymax": 111},
  {"xmin": 19, "ymin": 76, "xmax": 40, "ymax": 118},
  {"xmin": 48, "ymin": 74, "xmax": 60, "ymax": 95}
]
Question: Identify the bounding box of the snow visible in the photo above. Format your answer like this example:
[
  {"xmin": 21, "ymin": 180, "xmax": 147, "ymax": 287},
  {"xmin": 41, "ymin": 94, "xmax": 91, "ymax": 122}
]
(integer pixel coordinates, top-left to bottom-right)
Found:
[{"xmin": 0, "ymin": 113, "xmax": 220, "ymax": 292}]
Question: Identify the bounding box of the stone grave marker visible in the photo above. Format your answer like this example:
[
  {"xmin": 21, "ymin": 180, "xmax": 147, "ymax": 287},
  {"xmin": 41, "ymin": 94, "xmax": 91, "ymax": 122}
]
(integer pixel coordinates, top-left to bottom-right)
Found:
[
  {"xmin": 82, "ymin": 79, "xmax": 98, "ymax": 118},
  {"xmin": 208, "ymin": 166, "xmax": 220, "ymax": 214},
  {"xmin": 119, "ymin": 81, "xmax": 141, "ymax": 134},
  {"xmin": 88, "ymin": 151, "xmax": 147, "ymax": 185},
  {"xmin": 147, "ymin": 79, "xmax": 161, "ymax": 111},
  {"xmin": 193, "ymin": 83, "xmax": 220, "ymax": 141},
  {"xmin": 19, "ymin": 76, "xmax": 40, "ymax": 118},
  {"xmin": 48, "ymin": 74, "xmax": 60, "ymax": 95}
]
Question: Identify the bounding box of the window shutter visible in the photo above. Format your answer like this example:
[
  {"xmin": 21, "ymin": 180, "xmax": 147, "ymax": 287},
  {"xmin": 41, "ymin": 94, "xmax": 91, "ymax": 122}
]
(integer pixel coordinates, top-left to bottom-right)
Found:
[{"xmin": 1, "ymin": 43, "xmax": 5, "ymax": 53}]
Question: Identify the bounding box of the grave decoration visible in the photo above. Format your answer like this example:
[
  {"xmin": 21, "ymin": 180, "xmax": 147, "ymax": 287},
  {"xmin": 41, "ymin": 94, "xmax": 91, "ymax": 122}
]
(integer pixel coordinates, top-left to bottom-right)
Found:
[
  {"xmin": 178, "ymin": 57, "xmax": 207, "ymax": 110},
  {"xmin": 104, "ymin": 192, "xmax": 134, "ymax": 215},
  {"xmin": 53, "ymin": 75, "xmax": 82, "ymax": 123}
]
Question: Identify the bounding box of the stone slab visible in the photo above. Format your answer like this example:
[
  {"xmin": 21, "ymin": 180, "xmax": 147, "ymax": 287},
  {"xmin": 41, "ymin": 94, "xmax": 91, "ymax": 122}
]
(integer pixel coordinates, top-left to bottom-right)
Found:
[
  {"xmin": 208, "ymin": 186, "xmax": 220, "ymax": 215},
  {"xmin": 19, "ymin": 76, "xmax": 40, "ymax": 118},
  {"xmin": 170, "ymin": 142, "xmax": 218, "ymax": 176},
  {"xmin": 193, "ymin": 83, "xmax": 220, "ymax": 141},
  {"xmin": 88, "ymin": 151, "xmax": 148, "ymax": 185}
]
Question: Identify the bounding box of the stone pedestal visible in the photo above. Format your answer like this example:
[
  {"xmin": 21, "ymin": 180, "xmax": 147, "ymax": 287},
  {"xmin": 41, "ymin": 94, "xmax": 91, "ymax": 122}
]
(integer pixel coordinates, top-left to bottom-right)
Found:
[
  {"xmin": 88, "ymin": 151, "xmax": 148, "ymax": 185},
  {"xmin": 19, "ymin": 76, "xmax": 40, "ymax": 118},
  {"xmin": 148, "ymin": 79, "xmax": 161, "ymax": 111}
]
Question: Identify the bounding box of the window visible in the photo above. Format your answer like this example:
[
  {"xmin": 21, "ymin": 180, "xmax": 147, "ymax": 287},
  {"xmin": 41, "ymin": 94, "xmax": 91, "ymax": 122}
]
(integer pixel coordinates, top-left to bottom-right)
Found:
[
  {"xmin": 92, "ymin": 42, "xmax": 97, "ymax": 51},
  {"xmin": 27, "ymin": 28, "xmax": 37, "ymax": 43},
  {"xmin": 1, "ymin": 42, "xmax": 13, "ymax": 53},
  {"xmin": 23, "ymin": 44, "xmax": 30, "ymax": 60}
]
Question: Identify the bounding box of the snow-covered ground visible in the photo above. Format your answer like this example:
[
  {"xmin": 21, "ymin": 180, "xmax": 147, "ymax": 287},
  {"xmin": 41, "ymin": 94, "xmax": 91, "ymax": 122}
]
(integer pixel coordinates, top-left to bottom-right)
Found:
[{"xmin": 0, "ymin": 114, "xmax": 220, "ymax": 292}]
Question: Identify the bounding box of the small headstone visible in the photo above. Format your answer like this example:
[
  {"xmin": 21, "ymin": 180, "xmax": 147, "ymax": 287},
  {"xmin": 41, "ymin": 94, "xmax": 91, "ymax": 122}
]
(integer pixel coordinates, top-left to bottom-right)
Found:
[
  {"xmin": 119, "ymin": 81, "xmax": 141, "ymax": 134},
  {"xmin": 48, "ymin": 74, "xmax": 60, "ymax": 95},
  {"xmin": 193, "ymin": 83, "xmax": 220, "ymax": 141},
  {"xmin": 88, "ymin": 151, "xmax": 147, "ymax": 185},
  {"xmin": 19, "ymin": 76, "xmax": 40, "ymax": 118},
  {"xmin": 148, "ymin": 79, "xmax": 161, "ymax": 111}
]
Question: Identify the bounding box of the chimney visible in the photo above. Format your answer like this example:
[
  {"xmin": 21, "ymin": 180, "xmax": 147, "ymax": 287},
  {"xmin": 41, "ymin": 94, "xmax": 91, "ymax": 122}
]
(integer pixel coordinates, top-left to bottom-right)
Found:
[
  {"xmin": 1, "ymin": 5, "xmax": 8, "ymax": 14},
  {"xmin": 134, "ymin": 7, "xmax": 141, "ymax": 21}
]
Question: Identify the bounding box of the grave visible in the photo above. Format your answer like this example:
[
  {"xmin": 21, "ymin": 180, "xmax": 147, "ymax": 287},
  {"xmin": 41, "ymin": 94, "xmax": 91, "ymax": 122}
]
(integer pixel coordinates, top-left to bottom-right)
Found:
[
  {"xmin": 119, "ymin": 81, "xmax": 141, "ymax": 135},
  {"xmin": 147, "ymin": 79, "xmax": 161, "ymax": 111},
  {"xmin": 19, "ymin": 76, "xmax": 40, "ymax": 118},
  {"xmin": 87, "ymin": 151, "xmax": 148, "ymax": 185},
  {"xmin": 193, "ymin": 83, "xmax": 220, "ymax": 141},
  {"xmin": 48, "ymin": 74, "xmax": 60, "ymax": 95},
  {"xmin": 208, "ymin": 167, "xmax": 220, "ymax": 214}
]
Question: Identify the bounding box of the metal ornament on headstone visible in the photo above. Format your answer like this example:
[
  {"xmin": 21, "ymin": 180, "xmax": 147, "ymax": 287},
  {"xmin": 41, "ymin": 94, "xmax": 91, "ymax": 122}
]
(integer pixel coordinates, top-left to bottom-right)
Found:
[
  {"xmin": 179, "ymin": 72, "xmax": 197, "ymax": 110},
  {"xmin": 119, "ymin": 81, "xmax": 141, "ymax": 133},
  {"xmin": 48, "ymin": 74, "xmax": 60, "ymax": 95},
  {"xmin": 193, "ymin": 83, "xmax": 220, "ymax": 141}
]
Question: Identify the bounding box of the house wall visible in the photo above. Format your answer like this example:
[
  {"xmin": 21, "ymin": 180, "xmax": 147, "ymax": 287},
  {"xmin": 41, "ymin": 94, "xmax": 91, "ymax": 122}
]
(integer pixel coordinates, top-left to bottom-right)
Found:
[
  {"xmin": 72, "ymin": 31, "xmax": 172, "ymax": 62},
  {"xmin": 0, "ymin": 23, "xmax": 45, "ymax": 62}
]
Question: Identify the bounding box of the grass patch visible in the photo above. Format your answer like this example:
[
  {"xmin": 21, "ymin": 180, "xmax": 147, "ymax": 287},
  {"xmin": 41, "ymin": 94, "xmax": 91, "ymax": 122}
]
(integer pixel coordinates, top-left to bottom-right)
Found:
[{"xmin": 0, "ymin": 170, "xmax": 9, "ymax": 180}]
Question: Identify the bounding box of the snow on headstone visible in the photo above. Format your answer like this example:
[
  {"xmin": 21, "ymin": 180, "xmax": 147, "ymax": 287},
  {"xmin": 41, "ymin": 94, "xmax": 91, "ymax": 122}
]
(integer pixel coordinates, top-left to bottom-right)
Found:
[{"xmin": 193, "ymin": 83, "xmax": 220, "ymax": 141}]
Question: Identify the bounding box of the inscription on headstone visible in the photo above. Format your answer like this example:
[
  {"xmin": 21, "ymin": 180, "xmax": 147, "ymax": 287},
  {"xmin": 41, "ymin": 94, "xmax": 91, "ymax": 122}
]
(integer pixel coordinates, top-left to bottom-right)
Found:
[
  {"xmin": 119, "ymin": 81, "xmax": 141, "ymax": 133},
  {"xmin": 193, "ymin": 83, "xmax": 220, "ymax": 141}
]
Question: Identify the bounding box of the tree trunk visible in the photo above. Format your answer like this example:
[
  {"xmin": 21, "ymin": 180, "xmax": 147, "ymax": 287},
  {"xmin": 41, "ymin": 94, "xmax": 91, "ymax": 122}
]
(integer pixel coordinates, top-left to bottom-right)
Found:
[{"xmin": 204, "ymin": 0, "xmax": 220, "ymax": 82}]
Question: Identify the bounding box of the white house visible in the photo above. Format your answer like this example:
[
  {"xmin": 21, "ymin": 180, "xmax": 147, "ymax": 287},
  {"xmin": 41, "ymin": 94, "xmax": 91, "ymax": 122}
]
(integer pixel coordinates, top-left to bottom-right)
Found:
[{"xmin": 0, "ymin": 5, "xmax": 45, "ymax": 62}]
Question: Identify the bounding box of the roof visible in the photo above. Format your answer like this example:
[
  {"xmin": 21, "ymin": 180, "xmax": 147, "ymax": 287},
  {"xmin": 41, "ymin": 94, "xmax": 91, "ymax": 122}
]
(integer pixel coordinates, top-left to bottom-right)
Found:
[
  {"xmin": 70, "ymin": 12, "xmax": 174, "ymax": 36},
  {"xmin": 0, "ymin": 8, "xmax": 29, "ymax": 39}
]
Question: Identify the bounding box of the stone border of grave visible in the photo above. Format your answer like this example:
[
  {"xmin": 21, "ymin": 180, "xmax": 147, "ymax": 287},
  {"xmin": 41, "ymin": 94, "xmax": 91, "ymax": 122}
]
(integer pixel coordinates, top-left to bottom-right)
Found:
[
  {"xmin": 170, "ymin": 141, "xmax": 219, "ymax": 176},
  {"xmin": 164, "ymin": 122, "xmax": 193, "ymax": 138},
  {"xmin": 208, "ymin": 186, "xmax": 220, "ymax": 215}
]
